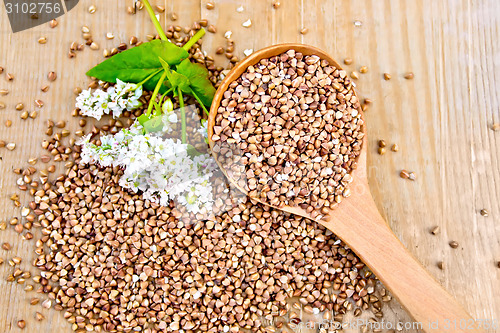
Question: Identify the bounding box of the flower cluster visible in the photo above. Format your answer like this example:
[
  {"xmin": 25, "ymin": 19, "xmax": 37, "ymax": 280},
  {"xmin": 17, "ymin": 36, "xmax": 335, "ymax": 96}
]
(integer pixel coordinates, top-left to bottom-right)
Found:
[
  {"xmin": 160, "ymin": 104, "xmax": 178, "ymax": 133},
  {"xmin": 79, "ymin": 121, "xmax": 218, "ymax": 214},
  {"xmin": 75, "ymin": 79, "xmax": 143, "ymax": 120}
]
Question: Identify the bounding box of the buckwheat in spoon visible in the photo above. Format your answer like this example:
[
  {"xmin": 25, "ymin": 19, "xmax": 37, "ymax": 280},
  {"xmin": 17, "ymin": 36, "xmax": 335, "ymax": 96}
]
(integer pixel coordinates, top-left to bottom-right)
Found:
[{"xmin": 208, "ymin": 44, "xmax": 484, "ymax": 332}]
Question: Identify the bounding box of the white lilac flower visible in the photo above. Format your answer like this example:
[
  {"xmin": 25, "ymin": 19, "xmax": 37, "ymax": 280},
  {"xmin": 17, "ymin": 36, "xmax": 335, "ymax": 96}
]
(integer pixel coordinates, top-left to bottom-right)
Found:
[
  {"xmin": 92, "ymin": 89, "xmax": 108, "ymax": 101},
  {"xmin": 75, "ymin": 79, "xmax": 143, "ymax": 120},
  {"xmin": 76, "ymin": 89, "xmax": 105, "ymax": 120},
  {"xmin": 160, "ymin": 110, "xmax": 178, "ymax": 133},
  {"xmin": 79, "ymin": 121, "xmax": 217, "ymax": 214},
  {"xmin": 198, "ymin": 119, "xmax": 208, "ymax": 139}
]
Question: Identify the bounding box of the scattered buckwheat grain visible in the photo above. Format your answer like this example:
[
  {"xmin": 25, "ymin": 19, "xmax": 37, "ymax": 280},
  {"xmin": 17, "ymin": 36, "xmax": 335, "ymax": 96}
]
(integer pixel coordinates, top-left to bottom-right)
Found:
[{"xmin": 404, "ymin": 72, "xmax": 414, "ymax": 80}]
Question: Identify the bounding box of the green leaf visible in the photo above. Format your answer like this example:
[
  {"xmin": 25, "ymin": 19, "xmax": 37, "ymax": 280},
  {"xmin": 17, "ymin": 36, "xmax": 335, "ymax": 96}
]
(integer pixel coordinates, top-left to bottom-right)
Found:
[
  {"xmin": 159, "ymin": 58, "xmax": 191, "ymax": 94},
  {"xmin": 143, "ymin": 116, "xmax": 165, "ymax": 133},
  {"xmin": 187, "ymin": 145, "xmax": 204, "ymax": 157},
  {"xmin": 138, "ymin": 113, "xmax": 165, "ymax": 133},
  {"xmin": 86, "ymin": 40, "xmax": 189, "ymax": 91},
  {"xmin": 158, "ymin": 57, "xmax": 171, "ymax": 72},
  {"xmin": 176, "ymin": 59, "xmax": 215, "ymax": 107},
  {"xmin": 152, "ymin": 101, "xmax": 162, "ymax": 116},
  {"xmin": 168, "ymin": 70, "xmax": 192, "ymax": 93},
  {"xmin": 137, "ymin": 114, "xmax": 151, "ymax": 126}
]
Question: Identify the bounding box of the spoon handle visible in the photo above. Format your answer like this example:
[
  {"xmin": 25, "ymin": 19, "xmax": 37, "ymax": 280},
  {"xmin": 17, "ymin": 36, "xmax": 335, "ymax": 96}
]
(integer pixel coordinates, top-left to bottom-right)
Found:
[{"xmin": 323, "ymin": 193, "xmax": 485, "ymax": 333}]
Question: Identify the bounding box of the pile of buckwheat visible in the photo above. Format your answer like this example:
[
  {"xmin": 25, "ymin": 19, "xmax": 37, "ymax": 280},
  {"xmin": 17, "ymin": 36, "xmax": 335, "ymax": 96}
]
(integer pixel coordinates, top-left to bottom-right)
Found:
[
  {"xmin": 212, "ymin": 50, "xmax": 364, "ymax": 219},
  {"xmin": 30, "ymin": 157, "xmax": 382, "ymax": 332},
  {"xmin": 2, "ymin": 14, "xmax": 391, "ymax": 333}
]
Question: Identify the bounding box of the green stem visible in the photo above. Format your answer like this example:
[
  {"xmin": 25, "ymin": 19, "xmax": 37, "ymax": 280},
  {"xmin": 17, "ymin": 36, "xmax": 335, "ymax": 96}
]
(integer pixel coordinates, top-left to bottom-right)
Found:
[
  {"xmin": 160, "ymin": 88, "xmax": 174, "ymax": 104},
  {"xmin": 141, "ymin": 0, "xmax": 168, "ymax": 41},
  {"xmin": 146, "ymin": 71, "xmax": 168, "ymax": 117},
  {"xmin": 178, "ymin": 88, "xmax": 187, "ymax": 144},
  {"xmin": 191, "ymin": 90, "xmax": 209, "ymax": 116},
  {"xmin": 136, "ymin": 68, "xmax": 162, "ymax": 87},
  {"xmin": 182, "ymin": 28, "xmax": 206, "ymax": 51}
]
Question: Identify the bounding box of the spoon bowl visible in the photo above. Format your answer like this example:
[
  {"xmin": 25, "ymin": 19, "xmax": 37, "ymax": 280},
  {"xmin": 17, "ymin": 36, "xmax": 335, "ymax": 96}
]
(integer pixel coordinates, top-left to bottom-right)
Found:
[{"xmin": 208, "ymin": 43, "xmax": 484, "ymax": 333}]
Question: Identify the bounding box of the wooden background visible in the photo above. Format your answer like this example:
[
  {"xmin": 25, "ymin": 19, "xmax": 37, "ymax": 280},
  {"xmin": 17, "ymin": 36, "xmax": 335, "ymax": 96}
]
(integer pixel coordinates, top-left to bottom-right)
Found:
[{"xmin": 0, "ymin": 0, "xmax": 499, "ymax": 332}]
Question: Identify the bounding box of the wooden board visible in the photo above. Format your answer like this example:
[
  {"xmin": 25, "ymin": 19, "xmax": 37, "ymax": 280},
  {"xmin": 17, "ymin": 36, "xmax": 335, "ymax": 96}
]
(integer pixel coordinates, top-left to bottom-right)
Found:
[{"xmin": 0, "ymin": 0, "xmax": 498, "ymax": 332}]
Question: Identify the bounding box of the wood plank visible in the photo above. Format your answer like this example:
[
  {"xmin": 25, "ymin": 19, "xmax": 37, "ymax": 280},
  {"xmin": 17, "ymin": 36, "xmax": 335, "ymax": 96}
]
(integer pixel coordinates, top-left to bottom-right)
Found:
[{"xmin": 0, "ymin": 0, "xmax": 498, "ymax": 332}]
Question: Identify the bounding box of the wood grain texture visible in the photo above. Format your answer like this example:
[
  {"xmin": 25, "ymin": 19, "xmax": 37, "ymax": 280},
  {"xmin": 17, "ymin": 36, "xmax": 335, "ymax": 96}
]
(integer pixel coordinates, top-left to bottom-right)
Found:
[
  {"xmin": 0, "ymin": 0, "xmax": 498, "ymax": 332},
  {"xmin": 208, "ymin": 40, "xmax": 484, "ymax": 331}
]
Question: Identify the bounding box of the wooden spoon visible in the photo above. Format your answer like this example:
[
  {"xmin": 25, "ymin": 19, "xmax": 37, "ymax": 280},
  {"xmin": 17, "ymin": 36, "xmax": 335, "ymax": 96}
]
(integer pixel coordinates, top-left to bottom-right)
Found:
[{"xmin": 208, "ymin": 43, "xmax": 484, "ymax": 333}]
